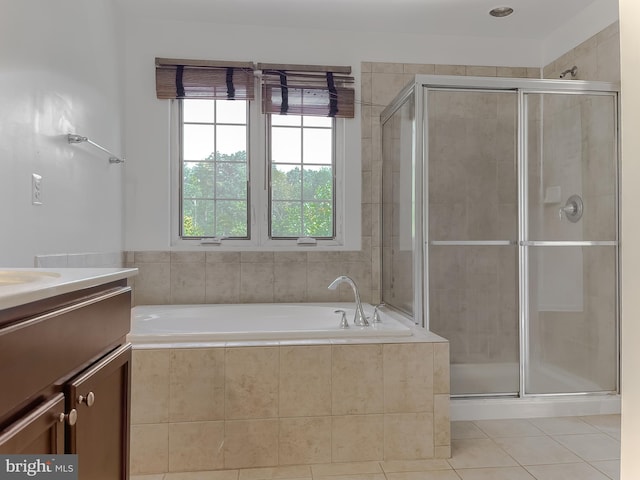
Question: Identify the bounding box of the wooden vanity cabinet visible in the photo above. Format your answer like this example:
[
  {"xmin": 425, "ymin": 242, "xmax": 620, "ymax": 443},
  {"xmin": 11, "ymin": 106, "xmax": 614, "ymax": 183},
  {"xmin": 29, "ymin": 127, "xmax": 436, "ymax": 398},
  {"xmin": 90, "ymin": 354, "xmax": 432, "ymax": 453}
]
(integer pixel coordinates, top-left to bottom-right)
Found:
[
  {"xmin": 0, "ymin": 281, "xmax": 132, "ymax": 480},
  {"xmin": 0, "ymin": 394, "xmax": 65, "ymax": 454},
  {"xmin": 67, "ymin": 344, "xmax": 131, "ymax": 480}
]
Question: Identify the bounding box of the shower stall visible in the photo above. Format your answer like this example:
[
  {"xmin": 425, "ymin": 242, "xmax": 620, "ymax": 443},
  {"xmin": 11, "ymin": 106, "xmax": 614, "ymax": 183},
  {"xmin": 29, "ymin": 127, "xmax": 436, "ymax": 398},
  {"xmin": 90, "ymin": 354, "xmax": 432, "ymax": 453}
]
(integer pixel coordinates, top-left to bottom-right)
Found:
[{"xmin": 381, "ymin": 75, "xmax": 619, "ymax": 401}]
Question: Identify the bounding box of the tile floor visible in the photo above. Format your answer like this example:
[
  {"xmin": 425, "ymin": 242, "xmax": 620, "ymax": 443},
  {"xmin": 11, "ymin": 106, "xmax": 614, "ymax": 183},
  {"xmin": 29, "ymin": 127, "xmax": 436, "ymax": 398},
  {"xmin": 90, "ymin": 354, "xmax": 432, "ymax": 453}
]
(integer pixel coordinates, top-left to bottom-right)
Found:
[{"xmin": 131, "ymin": 414, "xmax": 621, "ymax": 480}]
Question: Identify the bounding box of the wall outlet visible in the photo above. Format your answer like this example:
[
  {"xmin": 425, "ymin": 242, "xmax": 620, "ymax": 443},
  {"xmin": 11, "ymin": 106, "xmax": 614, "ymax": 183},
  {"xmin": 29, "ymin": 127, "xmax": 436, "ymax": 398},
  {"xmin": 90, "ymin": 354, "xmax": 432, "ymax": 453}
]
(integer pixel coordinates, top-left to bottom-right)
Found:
[{"xmin": 32, "ymin": 173, "xmax": 42, "ymax": 205}]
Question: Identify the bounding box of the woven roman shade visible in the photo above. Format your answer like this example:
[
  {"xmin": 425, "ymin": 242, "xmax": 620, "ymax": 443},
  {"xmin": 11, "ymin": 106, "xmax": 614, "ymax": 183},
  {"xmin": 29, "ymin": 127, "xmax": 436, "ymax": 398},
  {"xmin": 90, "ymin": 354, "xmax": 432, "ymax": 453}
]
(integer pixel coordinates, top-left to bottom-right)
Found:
[
  {"xmin": 259, "ymin": 63, "xmax": 355, "ymax": 118},
  {"xmin": 155, "ymin": 58, "xmax": 255, "ymax": 100}
]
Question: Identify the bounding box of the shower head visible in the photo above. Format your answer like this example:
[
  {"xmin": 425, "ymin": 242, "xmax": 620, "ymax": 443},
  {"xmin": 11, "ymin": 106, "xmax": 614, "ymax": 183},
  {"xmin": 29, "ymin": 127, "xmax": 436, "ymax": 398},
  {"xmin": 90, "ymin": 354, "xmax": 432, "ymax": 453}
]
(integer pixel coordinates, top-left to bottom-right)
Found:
[{"xmin": 559, "ymin": 66, "xmax": 578, "ymax": 79}]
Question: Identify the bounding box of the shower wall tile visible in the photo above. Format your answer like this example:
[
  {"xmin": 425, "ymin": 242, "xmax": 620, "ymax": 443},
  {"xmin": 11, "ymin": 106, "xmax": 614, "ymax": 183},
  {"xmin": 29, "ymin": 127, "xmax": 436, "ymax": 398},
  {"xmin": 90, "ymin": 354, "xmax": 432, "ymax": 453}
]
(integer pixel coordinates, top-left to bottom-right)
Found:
[
  {"xmin": 135, "ymin": 251, "xmax": 171, "ymax": 263},
  {"xmin": 134, "ymin": 262, "xmax": 171, "ymax": 305},
  {"xmin": 466, "ymin": 65, "xmax": 497, "ymax": 76},
  {"xmin": 170, "ymin": 251, "xmax": 205, "ymax": 263},
  {"xmin": 361, "ymin": 104, "xmax": 373, "ymax": 140},
  {"xmin": 170, "ymin": 261, "xmax": 205, "ymax": 304},
  {"xmin": 543, "ymin": 21, "xmax": 619, "ymax": 83},
  {"xmin": 273, "ymin": 262, "xmax": 308, "ymax": 303},
  {"xmin": 597, "ymin": 34, "xmax": 621, "ymax": 83},
  {"xmin": 434, "ymin": 65, "xmax": 466, "ymax": 76},
  {"xmin": 372, "ymin": 73, "xmax": 412, "ymax": 107},
  {"xmin": 404, "ymin": 63, "xmax": 436, "ymax": 75},
  {"xmin": 241, "ymin": 252, "xmax": 274, "ymax": 263},
  {"xmin": 240, "ymin": 262, "xmax": 274, "ymax": 303},
  {"xmin": 205, "ymin": 251, "xmax": 241, "ymax": 263},
  {"xmin": 372, "ymin": 63, "xmax": 405, "ymax": 74},
  {"xmin": 497, "ymin": 66, "xmax": 528, "ymax": 78},
  {"xmin": 205, "ymin": 262, "xmax": 240, "ymax": 303}
]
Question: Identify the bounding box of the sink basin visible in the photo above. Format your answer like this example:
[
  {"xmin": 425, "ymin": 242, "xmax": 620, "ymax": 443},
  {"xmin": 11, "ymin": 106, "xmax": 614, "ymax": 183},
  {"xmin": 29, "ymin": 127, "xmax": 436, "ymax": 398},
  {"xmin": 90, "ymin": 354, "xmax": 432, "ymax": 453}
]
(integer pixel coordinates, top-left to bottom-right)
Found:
[{"xmin": 0, "ymin": 270, "xmax": 61, "ymax": 286}]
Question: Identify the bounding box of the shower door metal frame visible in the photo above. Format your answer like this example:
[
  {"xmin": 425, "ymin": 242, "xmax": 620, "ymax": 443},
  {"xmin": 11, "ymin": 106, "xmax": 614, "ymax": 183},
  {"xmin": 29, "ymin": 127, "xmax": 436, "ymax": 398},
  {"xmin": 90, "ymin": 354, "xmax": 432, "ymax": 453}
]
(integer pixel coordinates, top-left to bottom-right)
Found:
[
  {"xmin": 380, "ymin": 81, "xmax": 427, "ymax": 325},
  {"xmin": 413, "ymin": 75, "xmax": 620, "ymax": 398},
  {"xmin": 518, "ymin": 87, "xmax": 620, "ymax": 398}
]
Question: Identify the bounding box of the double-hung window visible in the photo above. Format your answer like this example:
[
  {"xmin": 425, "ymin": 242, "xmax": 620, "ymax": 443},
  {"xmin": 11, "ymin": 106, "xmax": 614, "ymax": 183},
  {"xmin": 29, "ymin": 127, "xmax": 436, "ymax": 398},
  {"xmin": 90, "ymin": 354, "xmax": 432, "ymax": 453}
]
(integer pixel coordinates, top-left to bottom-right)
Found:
[{"xmin": 156, "ymin": 58, "xmax": 354, "ymax": 248}]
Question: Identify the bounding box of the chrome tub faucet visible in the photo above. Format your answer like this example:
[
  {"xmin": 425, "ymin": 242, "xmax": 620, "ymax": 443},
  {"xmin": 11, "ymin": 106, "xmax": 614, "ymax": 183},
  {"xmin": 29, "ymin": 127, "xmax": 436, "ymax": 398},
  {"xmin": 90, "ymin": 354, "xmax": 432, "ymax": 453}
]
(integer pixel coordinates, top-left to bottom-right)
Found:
[{"xmin": 328, "ymin": 275, "xmax": 369, "ymax": 327}]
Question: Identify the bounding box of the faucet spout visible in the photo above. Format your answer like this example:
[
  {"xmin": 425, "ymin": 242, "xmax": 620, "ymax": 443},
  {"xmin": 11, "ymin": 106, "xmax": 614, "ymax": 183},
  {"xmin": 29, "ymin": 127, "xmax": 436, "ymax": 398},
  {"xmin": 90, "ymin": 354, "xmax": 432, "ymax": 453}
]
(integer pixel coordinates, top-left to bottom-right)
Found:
[{"xmin": 327, "ymin": 275, "xmax": 369, "ymax": 326}]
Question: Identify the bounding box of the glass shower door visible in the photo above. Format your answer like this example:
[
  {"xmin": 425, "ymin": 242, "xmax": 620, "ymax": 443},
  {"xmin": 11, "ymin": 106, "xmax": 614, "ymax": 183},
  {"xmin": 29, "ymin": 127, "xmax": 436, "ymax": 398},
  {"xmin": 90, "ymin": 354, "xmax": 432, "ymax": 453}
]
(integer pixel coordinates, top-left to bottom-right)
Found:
[
  {"xmin": 427, "ymin": 88, "xmax": 520, "ymax": 396},
  {"xmin": 523, "ymin": 92, "xmax": 618, "ymax": 394}
]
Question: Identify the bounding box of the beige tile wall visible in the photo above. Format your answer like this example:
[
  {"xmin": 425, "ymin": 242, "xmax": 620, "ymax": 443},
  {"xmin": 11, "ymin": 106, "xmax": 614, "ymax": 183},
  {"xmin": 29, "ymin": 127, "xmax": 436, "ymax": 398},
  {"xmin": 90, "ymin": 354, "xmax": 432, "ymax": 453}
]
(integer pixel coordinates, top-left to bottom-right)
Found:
[
  {"xmin": 130, "ymin": 340, "xmax": 450, "ymax": 474},
  {"xmin": 125, "ymin": 250, "xmax": 372, "ymax": 306},
  {"xmin": 127, "ymin": 64, "xmax": 540, "ymax": 308}
]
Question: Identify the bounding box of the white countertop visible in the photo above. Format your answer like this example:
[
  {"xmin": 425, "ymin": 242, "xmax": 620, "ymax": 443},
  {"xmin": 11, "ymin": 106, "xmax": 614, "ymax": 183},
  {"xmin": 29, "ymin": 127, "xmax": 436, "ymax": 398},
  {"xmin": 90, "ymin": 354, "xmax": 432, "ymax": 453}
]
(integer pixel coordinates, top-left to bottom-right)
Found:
[{"xmin": 0, "ymin": 268, "xmax": 138, "ymax": 310}]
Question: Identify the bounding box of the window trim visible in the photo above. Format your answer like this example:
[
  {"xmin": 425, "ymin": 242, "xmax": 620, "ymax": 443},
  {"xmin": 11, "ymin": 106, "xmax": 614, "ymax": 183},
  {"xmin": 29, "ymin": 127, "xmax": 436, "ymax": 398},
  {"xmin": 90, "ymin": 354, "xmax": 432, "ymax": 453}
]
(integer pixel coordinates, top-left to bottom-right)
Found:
[
  {"xmin": 267, "ymin": 114, "xmax": 337, "ymax": 241},
  {"xmin": 178, "ymin": 99, "xmax": 252, "ymax": 240},
  {"xmin": 170, "ymin": 98, "xmax": 352, "ymax": 251}
]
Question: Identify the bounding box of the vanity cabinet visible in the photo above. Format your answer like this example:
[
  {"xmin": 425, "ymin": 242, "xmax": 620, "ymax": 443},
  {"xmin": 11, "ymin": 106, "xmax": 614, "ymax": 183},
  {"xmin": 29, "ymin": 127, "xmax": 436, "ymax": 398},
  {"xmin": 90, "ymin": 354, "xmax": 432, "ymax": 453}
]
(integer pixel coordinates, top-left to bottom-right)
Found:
[
  {"xmin": 0, "ymin": 394, "xmax": 65, "ymax": 454},
  {"xmin": 0, "ymin": 279, "xmax": 132, "ymax": 480},
  {"xmin": 67, "ymin": 344, "xmax": 131, "ymax": 480}
]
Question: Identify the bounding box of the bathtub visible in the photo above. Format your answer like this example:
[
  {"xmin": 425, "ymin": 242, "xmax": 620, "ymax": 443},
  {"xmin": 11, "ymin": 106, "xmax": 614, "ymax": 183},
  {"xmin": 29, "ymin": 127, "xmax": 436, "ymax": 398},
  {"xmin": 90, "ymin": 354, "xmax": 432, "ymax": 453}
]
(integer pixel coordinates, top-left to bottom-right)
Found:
[
  {"xmin": 128, "ymin": 304, "xmax": 451, "ymax": 472},
  {"xmin": 128, "ymin": 302, "xmax": 414, "ymax": 344}
]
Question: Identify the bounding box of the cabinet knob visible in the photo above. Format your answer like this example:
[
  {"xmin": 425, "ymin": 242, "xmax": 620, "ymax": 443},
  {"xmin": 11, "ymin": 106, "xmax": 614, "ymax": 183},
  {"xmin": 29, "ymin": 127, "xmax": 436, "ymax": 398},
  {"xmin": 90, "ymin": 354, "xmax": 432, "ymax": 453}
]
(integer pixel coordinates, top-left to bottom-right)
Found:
[
  {"xmin": 78, "ymin": 392, "xmax": 95, "ymax": 407},
  {"xmin": 58, "ymin": 408, "xmax": 78, "ymax": 426}
]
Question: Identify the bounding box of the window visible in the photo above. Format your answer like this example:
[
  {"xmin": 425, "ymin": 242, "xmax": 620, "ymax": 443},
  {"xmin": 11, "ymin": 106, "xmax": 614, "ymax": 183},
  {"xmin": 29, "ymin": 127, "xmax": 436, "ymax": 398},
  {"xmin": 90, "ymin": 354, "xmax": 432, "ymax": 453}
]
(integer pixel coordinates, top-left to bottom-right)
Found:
[
  {"xmin": 269, "ymin": 115, "xmax": 335, "ymax": 239},
  {"xmin": 178, "ymin": 100, "xmax": 338, "ymax": 244},
  {"xmin": 181, "ymin": 99, "xmax": 249, "ymax": 239},
  {"xmin": 158, "ymin": 58, "xmax": 358, "ymax": 249}
]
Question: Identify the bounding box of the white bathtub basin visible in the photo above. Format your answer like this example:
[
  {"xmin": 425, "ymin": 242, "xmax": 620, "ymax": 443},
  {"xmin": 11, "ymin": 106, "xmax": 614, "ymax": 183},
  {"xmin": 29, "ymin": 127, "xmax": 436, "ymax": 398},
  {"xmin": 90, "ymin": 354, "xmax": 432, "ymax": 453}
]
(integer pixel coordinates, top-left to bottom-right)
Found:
[{"xmin": 129, "ymin": 303, "xmax": 414, "ymax": 344}]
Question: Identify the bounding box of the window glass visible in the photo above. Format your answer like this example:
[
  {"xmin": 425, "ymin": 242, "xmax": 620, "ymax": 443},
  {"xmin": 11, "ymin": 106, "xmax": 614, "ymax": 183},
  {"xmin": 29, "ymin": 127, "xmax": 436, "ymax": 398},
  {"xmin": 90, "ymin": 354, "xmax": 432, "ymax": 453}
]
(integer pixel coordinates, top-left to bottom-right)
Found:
[
  {"xmin": 181, "ymin": 99, "xmax": 249, "ymax": 238},
  {"xmin": 269, "ymin": 114, "xmax": 335, "ymax": 239},
  {"xmin": 179, "ymin": 102, "xmax": 337, "ymax": 243}
]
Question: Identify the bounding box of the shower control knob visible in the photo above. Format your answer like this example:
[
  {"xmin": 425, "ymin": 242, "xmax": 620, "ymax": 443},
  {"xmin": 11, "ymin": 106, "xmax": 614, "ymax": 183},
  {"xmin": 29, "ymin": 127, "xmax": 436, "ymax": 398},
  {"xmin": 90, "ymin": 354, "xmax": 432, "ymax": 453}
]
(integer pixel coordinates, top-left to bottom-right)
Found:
[
  {"xmin": 78, "ymin": 391, "xmax": 95, "ymax": 407},
  {"xmin": 558, "ymin": 194, "xmax": 584, "ymax": 223}
]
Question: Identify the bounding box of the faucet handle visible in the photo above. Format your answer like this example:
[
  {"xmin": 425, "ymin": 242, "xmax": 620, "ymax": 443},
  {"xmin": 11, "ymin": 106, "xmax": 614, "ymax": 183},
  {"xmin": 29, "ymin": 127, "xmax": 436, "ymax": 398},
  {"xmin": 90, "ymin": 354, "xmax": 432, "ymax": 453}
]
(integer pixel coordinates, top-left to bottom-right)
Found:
[
  {"xmin": 334, "ymin": 309, "xmax": 349, "ymax": 329},
  {"xmin": 373, "ymin": 303, "xmax": 385, "ymax": 323}
]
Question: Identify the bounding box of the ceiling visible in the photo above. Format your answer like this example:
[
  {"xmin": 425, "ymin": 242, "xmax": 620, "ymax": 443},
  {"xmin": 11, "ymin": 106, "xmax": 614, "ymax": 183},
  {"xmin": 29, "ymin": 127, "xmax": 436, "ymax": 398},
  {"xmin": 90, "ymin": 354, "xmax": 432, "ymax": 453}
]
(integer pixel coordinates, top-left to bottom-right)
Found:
[{"xmin": 116, "ymin": 0, "xmax": 617, "ymax": 40}]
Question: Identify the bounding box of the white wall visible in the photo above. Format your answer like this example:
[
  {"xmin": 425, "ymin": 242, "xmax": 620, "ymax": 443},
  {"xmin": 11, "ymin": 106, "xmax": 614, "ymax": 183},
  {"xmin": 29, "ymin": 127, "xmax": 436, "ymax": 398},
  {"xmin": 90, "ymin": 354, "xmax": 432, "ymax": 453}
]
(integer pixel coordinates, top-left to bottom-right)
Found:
[
  {"xmin": 120, "ymin": 12, "xmax": 620, "ymax": 251},
  {"xmin": 0, "ymin": 0, "xmax": 124, "ymax": 266},
  {"xmin": 619, "ymin": 2, "xmax": 640, "ymax": 477},
  {"xmin": 120, "ymin": 18, "xmax": 546, "ymax": 251}
]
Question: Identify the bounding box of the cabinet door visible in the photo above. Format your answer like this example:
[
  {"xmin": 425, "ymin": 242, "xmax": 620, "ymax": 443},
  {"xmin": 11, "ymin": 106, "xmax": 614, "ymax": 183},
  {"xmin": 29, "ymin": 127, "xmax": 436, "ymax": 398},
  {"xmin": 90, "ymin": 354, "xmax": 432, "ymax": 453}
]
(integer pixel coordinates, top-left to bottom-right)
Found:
[
  {"xmin": 67, "ymin": 344, "xmax": 131, "ymax": 480},
  {"xmin": 0, "ymin": 394, "xmax": 65, "ymax": 454}
]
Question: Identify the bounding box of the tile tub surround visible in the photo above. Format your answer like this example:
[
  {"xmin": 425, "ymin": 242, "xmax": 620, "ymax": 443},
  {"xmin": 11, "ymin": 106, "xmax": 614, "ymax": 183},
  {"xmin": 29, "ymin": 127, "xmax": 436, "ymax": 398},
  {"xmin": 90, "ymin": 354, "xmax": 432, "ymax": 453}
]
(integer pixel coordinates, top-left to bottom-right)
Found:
[{"xmin": 130, "ymin": 339, "xmax": 450, "ymax": 474}]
